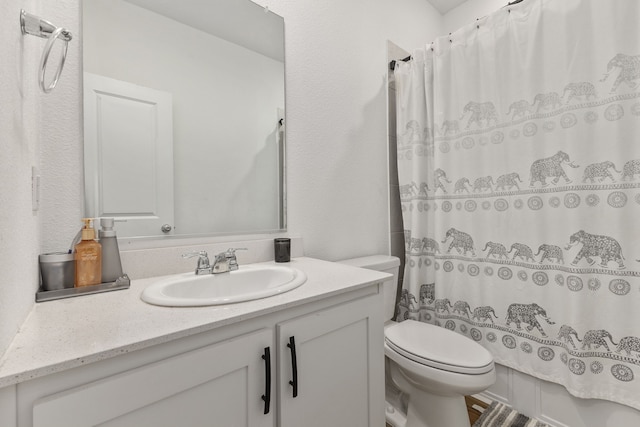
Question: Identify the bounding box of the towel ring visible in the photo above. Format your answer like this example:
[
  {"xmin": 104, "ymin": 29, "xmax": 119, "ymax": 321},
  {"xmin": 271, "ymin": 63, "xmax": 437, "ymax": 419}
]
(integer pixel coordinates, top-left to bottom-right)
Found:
[
  {"xmin": 20, "ymin": 10, "xmax": 72, "ymax": 94},
  {"xmin": 39, "ymin": 27, "xmax": 70, "ymax": 93}
]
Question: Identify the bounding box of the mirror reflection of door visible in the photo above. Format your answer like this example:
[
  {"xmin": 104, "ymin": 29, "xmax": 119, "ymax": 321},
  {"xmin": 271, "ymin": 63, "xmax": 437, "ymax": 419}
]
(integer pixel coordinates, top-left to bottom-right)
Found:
[
  {"xmin": 83, "ymin": 73, "xmax": 175, "ymax": 237},
  {"xmin": 82, "ymin": 0, "xmax": 285, "ymax": 239}
]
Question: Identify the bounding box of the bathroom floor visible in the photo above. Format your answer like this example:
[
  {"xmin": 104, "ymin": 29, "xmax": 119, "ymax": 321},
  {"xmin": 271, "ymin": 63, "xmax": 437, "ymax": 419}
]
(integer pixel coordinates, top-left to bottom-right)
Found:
[
  {"xmin": 385, "ymin": 396, "xmax": 488, "ymax": 426},
  {"xmin": 465, "ymin": 396, "xmax": 488, "ymax": 425}
]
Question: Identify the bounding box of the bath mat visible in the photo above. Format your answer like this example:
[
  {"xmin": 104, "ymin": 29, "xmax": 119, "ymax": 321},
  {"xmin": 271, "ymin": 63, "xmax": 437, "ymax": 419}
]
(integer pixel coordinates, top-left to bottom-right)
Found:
[{"xmin": 472, "ymin": 401, "xmax": 549, "ymax": 427}]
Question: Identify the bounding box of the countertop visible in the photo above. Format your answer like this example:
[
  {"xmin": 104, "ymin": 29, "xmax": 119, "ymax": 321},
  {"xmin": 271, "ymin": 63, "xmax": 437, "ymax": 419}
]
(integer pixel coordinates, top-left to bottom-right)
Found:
[{"xmin": 0, "ymin": 257, "xmax": 390, "ymax": 388}]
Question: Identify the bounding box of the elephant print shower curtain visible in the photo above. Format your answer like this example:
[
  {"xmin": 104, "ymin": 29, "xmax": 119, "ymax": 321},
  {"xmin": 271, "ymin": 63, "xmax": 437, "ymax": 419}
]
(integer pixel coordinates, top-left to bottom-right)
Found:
[{"xmin": 394, "ymin": 0, "xmax": 640, "ymax": 410}]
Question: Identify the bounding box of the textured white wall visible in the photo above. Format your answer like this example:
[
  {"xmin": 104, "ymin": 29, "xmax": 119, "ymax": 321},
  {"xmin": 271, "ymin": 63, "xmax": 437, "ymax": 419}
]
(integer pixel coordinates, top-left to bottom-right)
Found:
[
  {"xmin": 39, "ymin": 1, "xmax": 84, "ymax": 255},
  {"xmin": 0, "ymin": 0, "xmax": 42, "ymax": 357},
  {"xmin": 251, "ymin": 0, "xmax": 443, "ymax": 261},
  {"xmin": 443, "ymin": 0, "xmax": 507, "ymax": 34}
]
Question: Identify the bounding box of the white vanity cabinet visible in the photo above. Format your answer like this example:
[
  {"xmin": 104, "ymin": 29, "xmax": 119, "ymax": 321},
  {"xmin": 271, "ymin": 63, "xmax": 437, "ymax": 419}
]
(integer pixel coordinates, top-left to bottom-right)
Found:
[
  {"xmin": 28, "ymin": 329, "xmax": 274, "ymax": 427},
  {"xmin": 277, "ymin": 296, "xmax": 382, "ymax": 427},
  {"xmin": 13, "ymin": 284, "xmax": 384, "ymax": 427}
]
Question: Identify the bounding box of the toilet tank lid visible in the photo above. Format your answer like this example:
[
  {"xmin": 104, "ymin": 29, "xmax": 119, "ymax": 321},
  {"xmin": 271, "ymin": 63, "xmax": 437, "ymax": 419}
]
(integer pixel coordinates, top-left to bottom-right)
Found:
[{"xmin": 338, "ymin": 255, "xmax": 400, "ymax": 270}]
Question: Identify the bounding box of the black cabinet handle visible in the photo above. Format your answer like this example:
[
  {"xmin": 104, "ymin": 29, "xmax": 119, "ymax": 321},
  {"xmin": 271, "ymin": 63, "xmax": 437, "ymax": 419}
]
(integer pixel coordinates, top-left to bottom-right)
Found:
[
  {"xmin": 287, "ymin": 336, "xmax": 298, "ymax": 398},
  {"xmin": 261, "ymin": 346, "xmax": 271, "ymax": 414}
]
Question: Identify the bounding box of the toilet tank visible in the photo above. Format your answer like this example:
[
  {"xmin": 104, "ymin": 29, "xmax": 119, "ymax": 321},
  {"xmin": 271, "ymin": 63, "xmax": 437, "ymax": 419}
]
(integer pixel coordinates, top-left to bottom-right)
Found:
[{"xmin": 338, "ymin": 255, "xmax": 400, "ymax": 321}]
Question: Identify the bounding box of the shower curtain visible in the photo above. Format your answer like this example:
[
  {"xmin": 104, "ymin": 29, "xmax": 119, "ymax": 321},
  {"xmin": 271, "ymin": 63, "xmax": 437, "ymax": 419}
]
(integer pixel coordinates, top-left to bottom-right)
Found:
[{"xmin": 395, "ymin": 0, "xmax": 640, "ymax": 409}]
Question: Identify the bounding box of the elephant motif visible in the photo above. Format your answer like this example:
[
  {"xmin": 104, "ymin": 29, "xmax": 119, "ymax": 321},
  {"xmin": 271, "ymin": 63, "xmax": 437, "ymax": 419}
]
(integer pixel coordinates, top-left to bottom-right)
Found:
[
  {"xmin": 440, "ymin": 120, "xmax": 460, "ymax": 135},
  {"xmin": 600, "ymin": 53, "xmax": 640, "ymax": 93},
  {"xmin": 505, "ymin": 303, "xmax": 555, "ymax": 337},
  {"xmin": 529, "ymin": 151, "xmax": 579, "ymax": 187},
  {"xmin": 404, "ymin": 230, "xmax": 412, "ymax": 251},
  {"xmin": 460, "ymin": 101, "xmax": 498, "ymax": 129},
  {"xmin": 506, "ymin": 99, "xmax": 535, "ymax": 120},
  {"xmin": 422, "ymin": 238, "xmax": 440, "ymax": 254},
  {"xmin": 562, "ymin": 82, "xmax": 597, "ymax": 103},
  {"xmin": 535, "ymin": 244, "xmax": 564, "ymax": 264},
  {"xmin": 399, "ymin": 181, "xmax": 419, "ymax": 198},
  {"xmin": 473, "ymin": 176, "xmax": 494, "ymax": 193},
  {"xmin": 565, "ymin": 230, "xmax": 625, "ymax": 269},
  {"xmin": 557, "ymin": 325, "xmax": 582, "ymax": 350},
  {"xmin": 622, "ymin": 159, "xmax": 640, "ymax": 181},
  {"xmin": 484, "ymin": 242, "xmax": 508, "ymax": 260},
  {"xmin": 532, "ymin": 92, "xmax": 563, "ymax": 112},
  {"xmin": 401, "ymin": 120, "xmax": 423, "ymax": 145},
  {"xmin": 419, "ymin": 283, "xmax": 435, "ymax": 305},
  {"xmin": 453, "ymin": 300, "xmax": 471, "ymax": 318},
  {"xmin": 396, "ymin": 289, "xmax": 418, "ymax": 320},
  {"xmin": 399, "ymin": 289, "xmax": 417, "ymax": 310},
  {"xmin": 434, "ymin": 298, "xmax": 452, "ymax": 313},
  {"xmin": 422, "ymin": 127, "xmax": 434, "ymax": 143},
  {"xmin": 454, "ymin": 177, "xmax": 471, "ymax": 194},
  {"xmin": 582, "ymin": 161, "xmax": 621, "ymax": 183},
  {"xmin": 495, "ymin": 172, "xmax": 522, "ymax": 191},
  {"xmin": 581, "ymin": 329, "xmax": 618, "ymax": 352},
  {"xmin": 434, "ymin": 168, "xmax": 451, "ymax": 193},
  {"xmin": 417, "ymin": 182, "xmax": 430, "ymax": 197},
  {"xmin": 472, "ymin": 306, "xmax": 498, "ymax": 324},
  {"xmin": 508, "ymin": 243, "xmax": 535, "ymax": 262},
  {"xmin": 616, "ymin": 336, "xmax": 640, "ymax": 358},
  {"xmin": 442, "ymin": 228, "xmax": 476, "ymax": 257},
  {"xmin": 409, "ymin": 238, "xmax": 424, "ymax": 253}
]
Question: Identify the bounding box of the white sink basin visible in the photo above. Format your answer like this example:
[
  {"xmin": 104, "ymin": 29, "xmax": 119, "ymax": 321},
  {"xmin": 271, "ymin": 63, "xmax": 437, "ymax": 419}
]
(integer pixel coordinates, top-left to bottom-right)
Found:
[{"xmin": 141, "ymin": 265, "xmax": 307, "ymax": 307}]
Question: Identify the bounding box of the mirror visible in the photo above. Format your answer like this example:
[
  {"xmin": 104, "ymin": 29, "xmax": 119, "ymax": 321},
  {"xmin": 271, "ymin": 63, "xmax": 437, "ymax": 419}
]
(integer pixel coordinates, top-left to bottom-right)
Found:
[{"xmin": 82, "ymin": 0, "xmax": 285, "ymax": 238}]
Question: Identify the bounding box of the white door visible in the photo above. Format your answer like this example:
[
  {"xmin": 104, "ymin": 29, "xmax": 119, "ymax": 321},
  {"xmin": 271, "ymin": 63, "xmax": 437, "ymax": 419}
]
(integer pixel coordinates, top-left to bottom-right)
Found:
[
  {"xmin": 32, "ymin": 329, "xmax": 274, "ymax": 427},
  {"xmin": 83, "ymin": 73, "xmax": 174, "ymax": 237},
  {"xmin": 277, "ymin": 297, "xmax": 385, "ymax": 427}
]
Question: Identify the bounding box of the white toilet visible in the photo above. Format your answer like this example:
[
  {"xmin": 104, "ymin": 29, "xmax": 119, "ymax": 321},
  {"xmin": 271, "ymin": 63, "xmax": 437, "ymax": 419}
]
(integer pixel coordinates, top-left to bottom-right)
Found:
[{"xmin": 340, "ymin": 255, "xmax": 496, "ymax": 427}]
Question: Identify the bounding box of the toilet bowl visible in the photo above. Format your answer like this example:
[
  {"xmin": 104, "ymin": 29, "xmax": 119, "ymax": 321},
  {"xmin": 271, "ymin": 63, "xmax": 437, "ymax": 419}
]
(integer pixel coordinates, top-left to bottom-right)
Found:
[
  {"xmin": 385, "ymin": 320, "xmax": 495, "ymax": 427},
  {"xmin": 339, "ymin": 255, "xmax": 496, "ymax": 427}
]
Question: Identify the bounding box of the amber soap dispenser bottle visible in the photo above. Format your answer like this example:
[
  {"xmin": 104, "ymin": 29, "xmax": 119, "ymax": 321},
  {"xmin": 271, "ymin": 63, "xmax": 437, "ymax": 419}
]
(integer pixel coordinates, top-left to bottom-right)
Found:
[{"xmin": 74, "ymin": 218, "xmax": 102, "ymax": 287}]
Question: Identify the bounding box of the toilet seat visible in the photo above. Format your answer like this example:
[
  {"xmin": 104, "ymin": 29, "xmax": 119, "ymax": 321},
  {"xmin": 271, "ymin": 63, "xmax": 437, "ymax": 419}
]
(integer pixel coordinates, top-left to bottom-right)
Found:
[{"xmin": 385, "ymin": 320, "xmax": 494, "ymax": 375}]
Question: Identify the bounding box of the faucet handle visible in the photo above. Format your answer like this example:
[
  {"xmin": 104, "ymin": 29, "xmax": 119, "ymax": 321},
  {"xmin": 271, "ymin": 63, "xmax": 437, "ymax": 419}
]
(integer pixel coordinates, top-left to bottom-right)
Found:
[
  {"xmin": 182, "ymin": 250, "xmax": 209, "ymax": 260},
  {"xmin": 224, "ymin": 248, "xmax": 247, "ymax": 271},
  {"xmin": 225, "ymin": 247, "xmax": 247, "ymax": 256},
  {"xmin": 181, "ymin": 251, "xmax": 212, "ymax": 274}
]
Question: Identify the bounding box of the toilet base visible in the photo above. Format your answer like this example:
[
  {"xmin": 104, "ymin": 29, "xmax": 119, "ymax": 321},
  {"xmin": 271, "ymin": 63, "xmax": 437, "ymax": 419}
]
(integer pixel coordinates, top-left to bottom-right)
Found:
[
  {"xmin": 405, "ymin": 390, "xmax": 470, "ymax": 427},
  {"xmin": 385, "ymin": 394, "xmax": 471, "ymax": 427},
  {"xmin": 386, "ymin": 355, "xmax": 493, "ymax": 427},
  {"xmin": 385, "ymin": 399, "xmax": 407, "ymax": 427}
]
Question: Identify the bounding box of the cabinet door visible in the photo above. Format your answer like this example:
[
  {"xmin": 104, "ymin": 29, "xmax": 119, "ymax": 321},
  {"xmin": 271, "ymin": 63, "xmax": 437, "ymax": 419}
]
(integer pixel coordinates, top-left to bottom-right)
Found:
[
  {"xmin": 277, "ymin": 296, "xmax": 384, "ymax": 427},
  {"xmin": 32, "ymin": 329, "xmax": 274, "ymax": 427}
]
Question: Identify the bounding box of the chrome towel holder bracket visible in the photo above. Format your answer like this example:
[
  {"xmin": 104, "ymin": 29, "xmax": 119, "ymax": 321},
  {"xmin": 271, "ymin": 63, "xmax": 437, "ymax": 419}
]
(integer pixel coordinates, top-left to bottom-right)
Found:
[{"xmin": 20, "ymin": 10, "xmax": 73, "ymax": 94}]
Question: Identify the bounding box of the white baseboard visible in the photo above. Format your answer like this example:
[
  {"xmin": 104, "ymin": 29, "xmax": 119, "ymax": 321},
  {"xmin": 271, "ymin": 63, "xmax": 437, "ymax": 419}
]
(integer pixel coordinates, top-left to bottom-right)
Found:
[{"xmin": 479, "ymin": 364, "xmax": 640, "ymax": 427}]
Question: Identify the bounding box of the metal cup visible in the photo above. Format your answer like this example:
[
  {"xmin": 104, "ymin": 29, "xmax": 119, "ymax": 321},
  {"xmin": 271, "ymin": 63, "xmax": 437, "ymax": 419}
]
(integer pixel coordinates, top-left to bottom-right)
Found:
[{"xmin": 39, "ymin": 252, "xmax": 75, "ymax": 291}]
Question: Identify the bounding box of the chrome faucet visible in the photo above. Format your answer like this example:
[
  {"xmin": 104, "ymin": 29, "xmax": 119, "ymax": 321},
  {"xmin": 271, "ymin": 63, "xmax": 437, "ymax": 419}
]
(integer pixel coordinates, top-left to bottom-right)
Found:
[{"xmin": 183, "ymin": 248, "xmax": 247, "ymax": 275}]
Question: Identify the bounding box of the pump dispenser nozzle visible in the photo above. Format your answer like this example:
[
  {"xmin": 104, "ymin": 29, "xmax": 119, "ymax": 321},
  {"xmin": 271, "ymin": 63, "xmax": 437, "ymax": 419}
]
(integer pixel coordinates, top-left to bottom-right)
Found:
[{"xmin": 80, "ymin": 218, "xmax": 96, "ymax": 241}]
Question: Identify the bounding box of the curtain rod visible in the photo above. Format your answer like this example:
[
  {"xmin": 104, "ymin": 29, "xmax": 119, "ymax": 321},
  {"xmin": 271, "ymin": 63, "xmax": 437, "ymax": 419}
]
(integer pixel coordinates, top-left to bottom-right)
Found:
[
  {"xmin": 389, "ymin": 0, "xmax": 525, "ymax": 71},
  {"xmin": 389, "ymin": 55, "xmax": 411, "ymax": 71}
]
